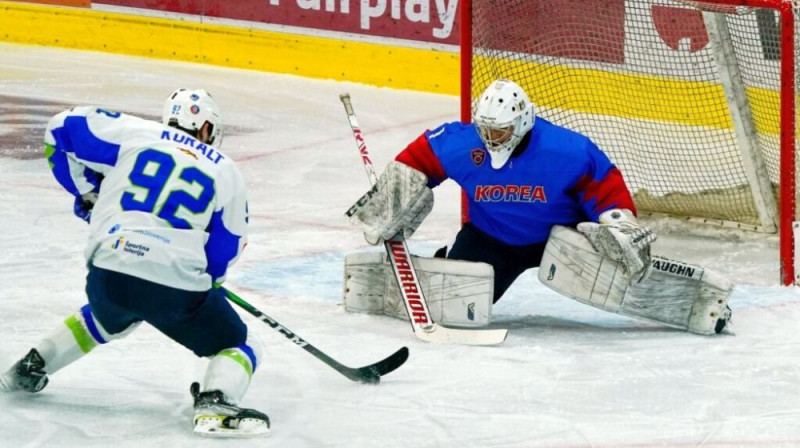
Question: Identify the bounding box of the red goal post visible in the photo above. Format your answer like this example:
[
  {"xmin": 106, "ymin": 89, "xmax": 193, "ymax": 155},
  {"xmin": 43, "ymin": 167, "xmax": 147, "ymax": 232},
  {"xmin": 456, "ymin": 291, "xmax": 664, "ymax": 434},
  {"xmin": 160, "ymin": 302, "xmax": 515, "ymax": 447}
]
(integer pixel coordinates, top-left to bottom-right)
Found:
[{"xmin": 460, "ymin": 0, "xmax": 799, "ymax": 285}]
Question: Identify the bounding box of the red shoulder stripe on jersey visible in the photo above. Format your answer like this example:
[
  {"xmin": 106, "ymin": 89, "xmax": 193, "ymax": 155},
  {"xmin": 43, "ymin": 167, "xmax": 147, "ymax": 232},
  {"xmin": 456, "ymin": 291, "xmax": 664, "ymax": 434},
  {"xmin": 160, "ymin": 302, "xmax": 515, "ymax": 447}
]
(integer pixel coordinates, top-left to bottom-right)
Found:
[
  {"xmin": 395, "ymin": 133, "xmax": 447, "ymax": 183},
  {"xmin": 571, "ymin": 167, "xmax": 637, "ymax": 216}
]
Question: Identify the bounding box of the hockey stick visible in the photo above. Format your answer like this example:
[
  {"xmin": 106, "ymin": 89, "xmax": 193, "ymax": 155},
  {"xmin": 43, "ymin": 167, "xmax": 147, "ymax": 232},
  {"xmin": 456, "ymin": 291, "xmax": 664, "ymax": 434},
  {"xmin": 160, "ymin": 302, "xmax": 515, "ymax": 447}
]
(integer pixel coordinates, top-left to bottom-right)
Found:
[
  {"xmin": 223, "ymin": 288, "xmax": 409, "ymax": 383},
  {"xmin": 339, "ymin": 93, "xmax": 508, "ymax": 346}
]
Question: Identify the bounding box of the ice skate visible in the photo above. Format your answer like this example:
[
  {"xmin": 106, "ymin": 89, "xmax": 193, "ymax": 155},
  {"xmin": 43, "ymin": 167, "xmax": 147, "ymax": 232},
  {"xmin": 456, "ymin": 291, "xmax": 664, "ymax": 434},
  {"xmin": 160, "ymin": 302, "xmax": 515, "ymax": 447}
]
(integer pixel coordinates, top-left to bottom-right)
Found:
[
  {"xmin": 190, "ymin": 382, "xmax": 270, "ymax": 437},
  {"xmin": 0, "ymin": 348, "xmax": 49, "ymax": 393}
]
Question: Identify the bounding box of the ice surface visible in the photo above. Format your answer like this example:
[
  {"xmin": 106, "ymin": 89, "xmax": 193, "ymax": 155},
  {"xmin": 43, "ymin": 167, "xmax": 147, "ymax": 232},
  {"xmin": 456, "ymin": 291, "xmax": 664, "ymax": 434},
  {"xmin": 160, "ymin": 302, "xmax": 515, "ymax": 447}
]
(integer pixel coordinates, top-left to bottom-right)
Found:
[{"xmin": 1, "ymin": 42, "xmax": 799, "ymax": 447}]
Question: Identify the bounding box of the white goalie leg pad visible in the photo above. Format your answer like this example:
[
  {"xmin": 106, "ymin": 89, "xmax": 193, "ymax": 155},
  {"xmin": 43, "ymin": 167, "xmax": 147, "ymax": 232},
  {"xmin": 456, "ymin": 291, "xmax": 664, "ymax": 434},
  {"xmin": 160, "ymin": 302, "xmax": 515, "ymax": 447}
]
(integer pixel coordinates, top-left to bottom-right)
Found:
[
  {"xmin": 343, "ymin": 251, "xmax": 494, "ymax": 327},
  {"xmin": 203, "ymin": 343, "xmax": 259, "ymax": 404},
  {"xmin": 538, "ymin": 226, "xmax": 629, "ymax": 312},
  {"xmin": 538, "ymin": 226, "xmax": 733, "ymax": 335},
  {"xmin": 625, "ymin": 257, "xmax": 733, "ymax": 335}
]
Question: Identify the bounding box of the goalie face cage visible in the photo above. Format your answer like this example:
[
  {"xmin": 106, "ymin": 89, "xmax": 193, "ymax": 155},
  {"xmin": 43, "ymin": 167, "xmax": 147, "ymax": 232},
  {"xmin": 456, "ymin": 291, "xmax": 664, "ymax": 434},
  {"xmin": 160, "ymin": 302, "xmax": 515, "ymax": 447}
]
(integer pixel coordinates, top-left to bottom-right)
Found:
[{"xmin": 460, "ymin": 0, "xmax": 799, "ymax": 285}]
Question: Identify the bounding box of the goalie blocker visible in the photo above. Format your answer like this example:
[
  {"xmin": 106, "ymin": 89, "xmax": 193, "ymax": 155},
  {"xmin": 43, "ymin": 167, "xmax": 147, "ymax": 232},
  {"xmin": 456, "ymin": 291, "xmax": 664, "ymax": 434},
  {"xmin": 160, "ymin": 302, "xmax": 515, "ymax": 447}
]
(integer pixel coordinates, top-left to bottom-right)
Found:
[
  {"xmin": 539, "ymin": 225, "xmax": 733, "ymax": 335},
  {"xmin": 343, "ymin": 252, "xmax": 494, "ymax": 328}
]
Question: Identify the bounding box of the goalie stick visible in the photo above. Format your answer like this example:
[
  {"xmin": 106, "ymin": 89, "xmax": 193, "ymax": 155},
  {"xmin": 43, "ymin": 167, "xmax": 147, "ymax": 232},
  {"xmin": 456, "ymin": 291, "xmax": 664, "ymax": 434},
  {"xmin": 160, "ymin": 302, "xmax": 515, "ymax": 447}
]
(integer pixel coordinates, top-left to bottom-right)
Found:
[
  {"xmin": 339, "ymin": 93, "xmax": 508, "ymax": 346},
  {"xmin": 224, "ymin": 288, "xmax": 409, "ymax": 383}
]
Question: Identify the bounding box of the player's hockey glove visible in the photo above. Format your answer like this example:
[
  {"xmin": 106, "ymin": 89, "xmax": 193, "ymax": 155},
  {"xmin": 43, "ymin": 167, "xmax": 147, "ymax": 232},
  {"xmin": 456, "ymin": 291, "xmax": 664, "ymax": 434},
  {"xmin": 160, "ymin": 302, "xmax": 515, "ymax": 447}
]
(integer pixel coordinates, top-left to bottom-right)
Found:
[
  {"xmin": 73, "ymin": 191, "xmax": 99, "ymax": 223},
  {"xmin": 346, "ymin": 161, "xmax": 433, "ymax": 245},
  {"xmin": 577, "ymin": 209, "xmax": 656, "ymax": 283}
]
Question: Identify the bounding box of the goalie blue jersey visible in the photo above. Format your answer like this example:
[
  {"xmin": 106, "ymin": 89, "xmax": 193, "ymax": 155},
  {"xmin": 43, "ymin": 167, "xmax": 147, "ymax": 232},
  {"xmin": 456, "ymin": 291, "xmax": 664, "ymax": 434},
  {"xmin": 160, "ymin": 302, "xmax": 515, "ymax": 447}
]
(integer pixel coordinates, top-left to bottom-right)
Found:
[
  {"xmin": 396, "ymin": 117, "xmax": 635, "ymax": 246},
  {"xmin": 45, "ymin": 106, "xmax": 248, "ymax": 291}
]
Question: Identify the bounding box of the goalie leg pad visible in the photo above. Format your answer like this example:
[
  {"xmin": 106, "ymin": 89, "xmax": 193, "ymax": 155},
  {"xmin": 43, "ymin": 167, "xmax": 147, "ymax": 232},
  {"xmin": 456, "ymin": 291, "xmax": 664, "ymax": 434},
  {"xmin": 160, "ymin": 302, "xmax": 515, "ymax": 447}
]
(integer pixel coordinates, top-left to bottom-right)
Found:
[
  {"xmin": 538, "ymin": 226, "xmax": 628, "ymax": 312},
  {"xmin": 539, "ymin": 226, "xmax": 733, "ymax": 335},
  {"xmin": 626, "ymin": 257, "xmax": 733, "ymax": 335},
  {"xmin": 343, "ymin": 251, "xmax": 494, "ymax": 327}
]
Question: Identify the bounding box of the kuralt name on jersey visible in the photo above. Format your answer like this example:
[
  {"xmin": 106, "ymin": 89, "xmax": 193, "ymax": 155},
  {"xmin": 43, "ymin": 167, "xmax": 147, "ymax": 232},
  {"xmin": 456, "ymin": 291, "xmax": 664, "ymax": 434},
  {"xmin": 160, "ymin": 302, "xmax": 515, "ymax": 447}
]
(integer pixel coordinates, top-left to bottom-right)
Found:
[
  {"xmin": 474, "ymin": 184, "xmax": 547, "ymax": 203},
  {"xmin": 160, "ymin": 130, "xmax": 225, "ymax": 164}
]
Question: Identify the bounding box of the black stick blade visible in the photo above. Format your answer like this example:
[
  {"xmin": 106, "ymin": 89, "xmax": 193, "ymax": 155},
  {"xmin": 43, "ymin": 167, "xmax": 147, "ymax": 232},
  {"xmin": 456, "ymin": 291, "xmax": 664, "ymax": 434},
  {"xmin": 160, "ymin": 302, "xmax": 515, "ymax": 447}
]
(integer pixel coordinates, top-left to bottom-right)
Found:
[{"xmin": 347, "ymin": 346, "xmax": 409, "ymax": 384}]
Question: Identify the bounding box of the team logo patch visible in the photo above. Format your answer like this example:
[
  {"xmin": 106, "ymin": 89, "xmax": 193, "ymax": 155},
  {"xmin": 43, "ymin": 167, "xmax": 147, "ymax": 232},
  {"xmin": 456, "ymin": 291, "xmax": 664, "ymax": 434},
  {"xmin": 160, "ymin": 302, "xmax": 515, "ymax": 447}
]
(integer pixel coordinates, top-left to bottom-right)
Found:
[
  {"xmin": 190, "ymin": 105, "xmax": 200, "ymax": 114},
  {"xmin": 110, "ymin": 237, "xmax": 150, "ymax": 257},
  {"xmin": 471, "ymin": 148, "xmax": 486, "ymax": 166}
]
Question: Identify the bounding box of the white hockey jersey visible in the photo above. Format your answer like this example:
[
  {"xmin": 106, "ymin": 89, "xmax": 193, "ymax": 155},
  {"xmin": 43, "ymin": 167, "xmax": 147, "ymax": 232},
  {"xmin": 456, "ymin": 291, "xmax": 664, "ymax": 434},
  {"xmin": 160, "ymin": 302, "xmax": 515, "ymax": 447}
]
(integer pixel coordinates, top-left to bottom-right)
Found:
[{"xmin": 44, "ymin": 106, "xmax": 248, "ymax": 291}]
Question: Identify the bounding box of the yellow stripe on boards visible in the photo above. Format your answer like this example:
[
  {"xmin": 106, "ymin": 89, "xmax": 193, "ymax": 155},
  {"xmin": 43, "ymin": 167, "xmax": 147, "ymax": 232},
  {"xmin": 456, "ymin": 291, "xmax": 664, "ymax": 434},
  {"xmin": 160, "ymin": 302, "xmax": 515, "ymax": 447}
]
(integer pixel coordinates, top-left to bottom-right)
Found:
[
  {"xmin": 476, "ymin": 56, "xmax": 783, "ymax": 134},
  {"xmin": 0, "ymin": 2, "xmax": 786, "ymax": 134},
  {"xmin": 0, "ymin": 2, "xmax": 459, "ymax": 94}
]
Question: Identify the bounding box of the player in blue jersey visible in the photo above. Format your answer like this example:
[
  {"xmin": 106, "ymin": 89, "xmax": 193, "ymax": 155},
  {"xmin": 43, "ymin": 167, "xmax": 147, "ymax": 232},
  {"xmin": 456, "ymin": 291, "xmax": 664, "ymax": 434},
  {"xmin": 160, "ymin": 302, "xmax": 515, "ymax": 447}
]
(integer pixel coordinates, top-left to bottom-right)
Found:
[
  {"xmin": 352, "ymin": 79, "xmax": 656, "ymax": 303},
  {"xmin": 0, "ymin": 89, "xmax": 269, "ymax": 436},
  {"xmin": 348, "ymin": 79, "xmax": 732, "ymax": 335}
]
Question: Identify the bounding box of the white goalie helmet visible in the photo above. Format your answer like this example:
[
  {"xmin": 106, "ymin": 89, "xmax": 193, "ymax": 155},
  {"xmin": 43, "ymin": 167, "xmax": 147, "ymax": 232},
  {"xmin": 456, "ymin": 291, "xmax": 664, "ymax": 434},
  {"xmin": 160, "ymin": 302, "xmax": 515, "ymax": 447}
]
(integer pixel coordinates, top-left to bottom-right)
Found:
[
  {"xmin": 162, "ymin": 88, "xmax": 224, "ymax": 146},
  {"xmin": 473, "ymin": 79, "xmax": 535, "ymax": 169}
]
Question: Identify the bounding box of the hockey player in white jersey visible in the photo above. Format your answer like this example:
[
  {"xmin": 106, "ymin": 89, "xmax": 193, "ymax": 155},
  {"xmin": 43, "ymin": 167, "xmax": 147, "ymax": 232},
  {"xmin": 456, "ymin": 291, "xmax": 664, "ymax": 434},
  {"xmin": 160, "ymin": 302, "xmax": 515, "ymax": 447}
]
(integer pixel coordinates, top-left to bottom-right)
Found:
[{"xmin": 0, "ymin": 89, "xmax": 269, "ymax": 437}]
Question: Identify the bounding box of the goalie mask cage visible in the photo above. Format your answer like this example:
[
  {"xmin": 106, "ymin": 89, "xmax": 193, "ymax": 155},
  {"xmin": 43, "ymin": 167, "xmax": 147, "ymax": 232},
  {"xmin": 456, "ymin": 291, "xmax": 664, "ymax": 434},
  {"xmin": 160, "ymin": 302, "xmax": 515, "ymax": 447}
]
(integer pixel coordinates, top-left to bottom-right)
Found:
[{"xmin": 460, "ymin": 0, "xmax": 800, "ymax": 285}]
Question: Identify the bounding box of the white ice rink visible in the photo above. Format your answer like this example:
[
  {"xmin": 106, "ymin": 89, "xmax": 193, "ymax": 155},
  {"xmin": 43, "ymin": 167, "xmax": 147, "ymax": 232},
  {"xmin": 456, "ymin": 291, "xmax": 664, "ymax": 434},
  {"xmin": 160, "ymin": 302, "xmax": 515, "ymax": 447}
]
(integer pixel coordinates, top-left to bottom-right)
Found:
[{"xmin": 2, "ymin": 42, "xmax": 800, "ymax": 447}]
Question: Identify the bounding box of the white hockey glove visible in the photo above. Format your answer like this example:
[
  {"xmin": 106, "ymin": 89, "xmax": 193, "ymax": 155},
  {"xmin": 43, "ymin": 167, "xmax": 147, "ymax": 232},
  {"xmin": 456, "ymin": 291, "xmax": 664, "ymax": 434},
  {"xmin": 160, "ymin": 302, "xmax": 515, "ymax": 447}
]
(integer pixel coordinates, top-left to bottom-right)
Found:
[
  {"xmin": 577, "ymin": 209, "xmax": 656, "ymax": 283},
  {"xmin": 345, "ymin": 161, "xmax": 434, "ymax": 245}
]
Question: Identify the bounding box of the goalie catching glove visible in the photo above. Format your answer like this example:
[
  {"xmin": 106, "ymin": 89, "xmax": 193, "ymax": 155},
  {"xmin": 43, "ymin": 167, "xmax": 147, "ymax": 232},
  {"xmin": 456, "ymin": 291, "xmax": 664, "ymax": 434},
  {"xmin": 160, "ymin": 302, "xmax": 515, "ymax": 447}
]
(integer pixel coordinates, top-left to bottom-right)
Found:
[
  {"xmin": 577, "ymin": 209, "xmax": 656, "ymax": 282},
  {"xmin": 346, "ymin": 161, "xmax": 434, "ymax": 245}
]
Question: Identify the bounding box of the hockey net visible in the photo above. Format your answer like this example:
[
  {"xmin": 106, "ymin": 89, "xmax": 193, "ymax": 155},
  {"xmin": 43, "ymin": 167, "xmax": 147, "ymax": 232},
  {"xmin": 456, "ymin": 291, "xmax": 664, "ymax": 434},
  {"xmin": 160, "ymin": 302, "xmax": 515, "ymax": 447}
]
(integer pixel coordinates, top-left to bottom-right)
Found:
[{"xmin": 461, "ymin": 0, "xmax": 799, "ymax": 284}]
